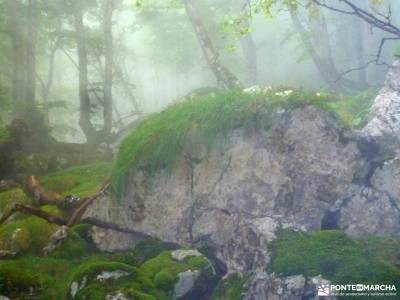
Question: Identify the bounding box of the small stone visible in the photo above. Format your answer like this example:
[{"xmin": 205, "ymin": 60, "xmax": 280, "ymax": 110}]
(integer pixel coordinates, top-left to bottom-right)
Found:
[
  {"xmin": 43, "ymin": 225, "xmax": 68, "ymax": 256},
  {"xmin": 105, "ymin": 291, "xmax": 131, "ymax": 300},
  {"xmin": 95, "ymin": 270, "xmax": 130, "ymax": 282},
  {"xmin": 0, "ymin": 250, "xmax": 17, "ymax": 259},
  {"xmin": 173, "ymin": 270, "xmax": 200, "ymax": 299},
  {"xmin": 171, "ymin": 249, "xmax": 202, "ymax": 261}
]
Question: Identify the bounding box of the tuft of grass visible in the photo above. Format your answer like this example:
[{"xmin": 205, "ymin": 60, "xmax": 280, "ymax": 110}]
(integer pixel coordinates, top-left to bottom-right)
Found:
[
  {"xmin": 269, "ymin": 230, "xmax": 400, "ymax": 286},
  {"xmin": 211, "ymin": 273, "xmax": 247, "ymax": 300},
  {"xmin": 40, "ymin": 162, "xmax": 112, "ymax": 198}
]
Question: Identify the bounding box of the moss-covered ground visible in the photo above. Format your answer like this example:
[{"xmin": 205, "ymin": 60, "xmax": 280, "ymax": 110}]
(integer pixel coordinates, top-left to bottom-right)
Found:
[
  {"xmin": 112, "ymin": 88, "xmax": 377, "ymax": 197},
  {"xmin": 0, "ymin": 239, "xmax": 211, "ymax": 300},
  {"xmin": 269, "ymin": 230, "xmax": 400, "ymax": 287}
]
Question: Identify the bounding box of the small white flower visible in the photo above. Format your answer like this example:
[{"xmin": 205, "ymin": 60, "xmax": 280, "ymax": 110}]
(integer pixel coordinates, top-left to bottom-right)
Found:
[
  {"xmin": 316, "ymin": 92, "xmax": 321, "ymax": 97},
  {"xmin": 275, "ymin": 90, "xmax": 293, "ymax": 97}
]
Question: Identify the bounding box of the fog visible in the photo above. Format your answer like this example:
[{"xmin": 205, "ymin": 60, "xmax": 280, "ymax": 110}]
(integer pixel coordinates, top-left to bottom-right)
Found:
[{"xmin": 0, "ymin": 0, "xmax": 399, "ymax": 143}]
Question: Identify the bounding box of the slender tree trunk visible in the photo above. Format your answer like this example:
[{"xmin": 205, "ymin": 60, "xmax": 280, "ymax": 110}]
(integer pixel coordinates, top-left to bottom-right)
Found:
[
  {"xmin": 73, "ymin": 8, "xmax": 96, "ymax": 143},
  {"xmin": 290, "ymin": 8, "xmax": 360, "ymax": 91},
  {"xmin": 7, "ymin": 0, "xmax": 27, "ymax": 117},
  {"xmin": 26, "ymin": 0, "xmax": 37, "ymax": 106},
  {"xmin": 241, "ymin": 32, "xmax": 258, "ymax": 85},
  {"xmin": 182, "ymin": 0, "xmax": 241, "ymax": 89},
  {"xmin": 103, "ymin": 0, "xmax": 114, "ymax": 136}
]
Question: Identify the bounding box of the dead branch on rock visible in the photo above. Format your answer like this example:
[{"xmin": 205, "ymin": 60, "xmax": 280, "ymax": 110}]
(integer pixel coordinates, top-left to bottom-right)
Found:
[
  {"xmin": 67, "ymin": 180, "xmax": 110, "ymax": 226},
  {"xmin": 25, "ymin": 176, "xmax": 65, "ymax": 206},
  {"xmin": 0, "ymin": 179, "xmax": 134, "ymax": 235}
]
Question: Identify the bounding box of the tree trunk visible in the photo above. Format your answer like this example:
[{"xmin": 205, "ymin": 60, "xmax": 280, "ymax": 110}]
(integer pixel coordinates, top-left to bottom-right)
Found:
[
  {"xmin": 290, "ymin": 8, "xmax": 360, "ymax": 91},
  {"xmin": 241, "ymin": 31, "xmax": 258, "ymax": 85},
  {"xmin": 103, "ymin": 0, "xmax": 114, "ymax": 136},
  {"xmin": 182, "ymin": 0, "xmax": 241, "ymax": 89},
  {"xmin": 26, "ymin": 0, "xmax": 37, "ymax": 106},
  {"xmin": 73, "ymin": 7, "xmax": 97, "ymax": 143}
]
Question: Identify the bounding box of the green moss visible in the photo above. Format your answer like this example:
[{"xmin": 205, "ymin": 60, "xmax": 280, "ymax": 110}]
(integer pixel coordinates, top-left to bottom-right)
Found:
[
  {"xmin": 40, "ymin": 162, "xmax": 112, "ymax": 198},
  {"xmin": 211, "ymin": 273, "xmax": 247, "ymax": 300},
  {"xmin": 0, "ymin": 188, "xmax": 32, "ymax": 216},
  {"xmin": 139, "ymin": 250, "xmax": 211, "ymax": 293},
  {"xmin": 69, "ymin": 260, "xmax": 137, "ymax": 284},
  {"xmin": 0, "ymin": 215, "xmax": 58, "ymax": 254},
  {"xmin": 49, "ymin": 228, "xmax": 93, "ymax": 259},
  {"xmin": 269, "ymin": 230, "xmax": 400, "ymax": 286},
  {"xmin": 0, "ymin": 126, "xmax": 9, "ymax": 143},
  {"xmin": 112, "ymin": 88, "xmax": 376, "ymax": 197},
  {"xmin": 0, "ymin": 256, "xmax": 74, "ymax": 300},
  {"xmin": 131, "ymin": 238, "xmax": 178, "ymax": 264},
  {"xmin": 153, "ymin": 269, "xmax": 175, "ymax": 290}
]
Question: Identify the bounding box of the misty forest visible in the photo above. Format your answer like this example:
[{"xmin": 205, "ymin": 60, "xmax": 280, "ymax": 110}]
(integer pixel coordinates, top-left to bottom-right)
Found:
[{"xmin": 1, "ymin": 0, "xmax": 400, "ymax": 299}]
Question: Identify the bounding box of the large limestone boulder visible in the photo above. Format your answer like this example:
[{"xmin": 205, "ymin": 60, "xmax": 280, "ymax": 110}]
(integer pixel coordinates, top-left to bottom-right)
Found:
[{"xmin": 85, "ymin": 106, "xmax": 365, "ymax": 273}]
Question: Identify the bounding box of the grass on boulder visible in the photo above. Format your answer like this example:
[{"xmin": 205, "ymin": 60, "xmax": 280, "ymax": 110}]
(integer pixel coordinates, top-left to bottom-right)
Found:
[
  {"xmin": 269, "ymin": 230, "xmax": 400, "ymax": 286},
  {"xmin": 112, "ymin": 88, "xmax": 376, "ymax": 198}
]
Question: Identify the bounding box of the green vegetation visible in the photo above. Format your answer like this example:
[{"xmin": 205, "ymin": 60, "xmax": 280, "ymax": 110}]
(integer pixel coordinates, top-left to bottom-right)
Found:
[
  {"xmin": 0, "ymin": 126, "xmax": 9, "ymax": 143},
  {"xmin": 395, "ymin": 44, "xmax": 400, "ymax": 57},
  {"xmin": 211, "ymin": 273, "xmax": 247, "ymax": 300},
  {"xmin": 113, "ymin": 88, "xmax": 376, "ymax": 197},
  {"xmin": 0, "ymin": 215, "xmax": 58, "ymax": 254},
  {"xmin": 40, "ymin": 162, "xmax": 112, "ymax": 197},
  {"xmin": 269, "ymin": 230, "xmax": 400, "ymax": 286},
  {"xmin": 0, "ymin": 233, "xmax": 211, "ymax": 300},
  {"xmin": 0, "ymin": 188, "xmax": 32, "ymax": 215}
]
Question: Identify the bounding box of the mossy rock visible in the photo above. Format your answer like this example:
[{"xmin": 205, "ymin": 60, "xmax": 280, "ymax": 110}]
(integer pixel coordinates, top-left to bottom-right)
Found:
[
  {"xmin": 49, "ymin": 228, "xmax": 93, "ymax": 259},
  {"xmin": 0, "ymin": 216, "xmax": 58, "ymax": 255},
  {"xmin": 112, "ymin": 88, "xmax": 376, "ymax": 197},
  {"xmin": 0, "ymin": 256, "xmax": 74, "ymax": 299},
  {"xmin": 269, "ymin": 230, "xmax": 400, "ymax": 286},
  {"xmin": 0, "ymin": 188, "xmax": 32, "ymax": 217}
]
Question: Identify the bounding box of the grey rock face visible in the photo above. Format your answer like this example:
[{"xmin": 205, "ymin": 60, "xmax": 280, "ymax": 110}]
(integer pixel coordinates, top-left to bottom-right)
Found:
[
  {"xmin": 173, "ymin": 270, "xmax": 200, "ymax": 299},
  {"xmin": 88, "ymin": 226, "xmax": 138, "ymax": 252},
  {"xmin": 43, "ymin": 225, "xmax": 68, "ymax": 256},
  {"xmin": 105, "ymin": 292, "xmax": 131, "ymax": 300},
  {"xmin": 363, "ymin": 59, "xmax": 400, "ymax": 151},
  {"xmin": 371, "ymin": 157, "xmax": 400, "ymax": 204},
  {"xmin": 327, "ymin": 185, "xmax": 400, "ymax": 236},
  {"xmin": 70, "ymin": 276, "xmax": 87, "ymax": 299},
  {"xmin": 85, "ymin": 106, "xmax": 365, "ymax": 273}
]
